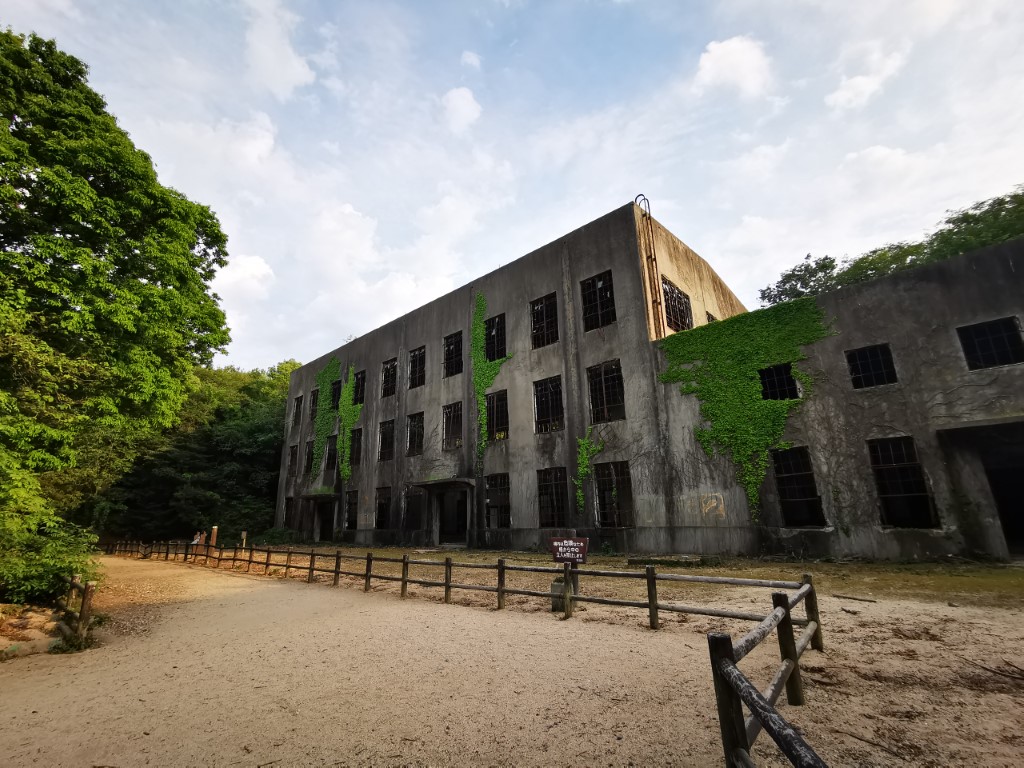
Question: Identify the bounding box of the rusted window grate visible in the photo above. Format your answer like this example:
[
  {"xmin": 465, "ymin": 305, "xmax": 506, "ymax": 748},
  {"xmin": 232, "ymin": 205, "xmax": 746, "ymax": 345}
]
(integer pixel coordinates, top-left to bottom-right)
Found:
[
  {"xmin": 381, "ymin": 358, "xmax": 397, "ymax": 398},
  {"xmin": 759, "ymin": 363, "xmax": 800, "ymax": 400},
  {"xmin": 846, "ymin": 344, "xmax": 898, "ymax": 389},
  {"xmin": 581, "ymin": 270, "xmax": 616, "ymax": 331},
  {"xmin": 292, "ymin": 395, "xmax": 303, "ymax": 427},
  {"xmin": 407, "ymin": 412, "xmax": 424, "ymax": 456},
  {"xmin": 662, "ymin": 277, "xmax": 693, "ymax": 332},
  {"xmin": 533, "ymin": 376, "xmax": 564, "ymax": 433},
  {"xmin": 344, "ymin": 491, "xmax": 358, "ymax": 530},
  {"xmin": 409, "ymin": 346, "xmax": 426, "ymax": 389},
  {"xmin": 771, "ymin": 447, "xmax": 826, "ymax": 527},
  {"xmin": 485, "ymin": 473, "xmax": 511, "ymax": 528},
  {"xmin": 957, "ymin": 317, "xmax": 1024, "ymax": 370},
  {"xmin": 868, "ymin": 436, "xmax": 937, "ymax": 528},
  {"xmin": 587, "ymin": 360, "xmax": 626, "ymax": 423},
  {"xmin": 486, "ymin": 390, "xmax": 509, "ymax": 441},
  {"xmin": 330, "ymin": 379, "xmax": 341, "ymax": 409},
  {"xmin": 485, "ymin": 314, "xmax": 506, "ymax": 361},
  {"xmin": 353, "ymin": 370, "xmax": 366, "ymax": 405},
  {"xmin": 530, "ymin": 292, "xmax": 559, "ymax": 348},
  {"xmin": 378, "ymin": 419, "xmax": 395, "ymax": 461},
  {"xmin": 538, "ymin": 467, "xmax": 568, "ymax": 528},
  {"xmin": 325, "ymin": 438, "xmax": 338, "ymax": 475},
  {"xmin": 303, "ymin": 440, "xmax": 314, "ymax": 474},
  {"xmin": 308, "ymin": 389, "xmax": 319, "ymax": 421}
]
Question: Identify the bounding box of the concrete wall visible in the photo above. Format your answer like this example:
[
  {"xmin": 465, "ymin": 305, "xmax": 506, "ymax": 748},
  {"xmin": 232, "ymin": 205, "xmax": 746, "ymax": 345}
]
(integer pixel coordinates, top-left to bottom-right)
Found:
[{"xmin": 758, "ymin": 238, "xmax": 1024, "ymax": 559}]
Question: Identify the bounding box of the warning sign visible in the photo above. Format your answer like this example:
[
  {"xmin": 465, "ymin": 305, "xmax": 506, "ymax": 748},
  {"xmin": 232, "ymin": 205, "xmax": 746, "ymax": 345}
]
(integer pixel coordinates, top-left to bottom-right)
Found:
[{"xmin": 550, "ymin": 537, "xmax": 589, "ymax": 564}]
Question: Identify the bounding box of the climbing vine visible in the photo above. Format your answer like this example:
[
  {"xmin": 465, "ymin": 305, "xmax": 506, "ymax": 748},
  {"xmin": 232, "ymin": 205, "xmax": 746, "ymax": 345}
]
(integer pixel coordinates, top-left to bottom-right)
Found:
[
  {"xmin": 660, "ymin": 297, "xmax": 829, "ymax": 518},
  {"xmin": 573, "ymin": 426, "xmax": 604, "ymax": 512},
  {"xmin": 471, "ymin": 292, "xmax": 511, "ymax": 458},
  {"xmin": 336, "ymin": 364, "xmax": 363, "ymax": 482},
  {"xmin": 311, "ymin": 357, "xmax": 341, "ymax": 477}
]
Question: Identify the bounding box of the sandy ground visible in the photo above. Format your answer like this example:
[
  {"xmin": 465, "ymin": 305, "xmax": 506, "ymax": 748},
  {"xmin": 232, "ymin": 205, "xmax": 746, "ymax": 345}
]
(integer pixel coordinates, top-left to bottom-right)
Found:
[{"xmin": 0, "ymin": 556, "xmax": 1022, "ymax": 767}]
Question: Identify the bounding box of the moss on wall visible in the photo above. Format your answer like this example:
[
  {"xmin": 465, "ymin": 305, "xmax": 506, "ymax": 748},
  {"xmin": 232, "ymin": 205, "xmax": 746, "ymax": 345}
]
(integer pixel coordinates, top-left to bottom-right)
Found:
[
  {"xmin": 311, "ymin": 358, "xmax": 362, "ymax": 484},
  {"xmin": 660, "ymin": 297, "xmax": 829, "ymax": 518},
  {"xmin": 471, "ymin": 292, "xmax": 511, "ymax": 458}
]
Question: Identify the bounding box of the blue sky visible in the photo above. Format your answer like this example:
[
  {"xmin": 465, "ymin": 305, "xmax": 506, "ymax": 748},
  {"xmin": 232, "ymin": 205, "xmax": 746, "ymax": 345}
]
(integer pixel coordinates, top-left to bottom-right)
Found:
[{"xmin": 7, "ymin": 0, "xmax": 1024, "ymax": 368}]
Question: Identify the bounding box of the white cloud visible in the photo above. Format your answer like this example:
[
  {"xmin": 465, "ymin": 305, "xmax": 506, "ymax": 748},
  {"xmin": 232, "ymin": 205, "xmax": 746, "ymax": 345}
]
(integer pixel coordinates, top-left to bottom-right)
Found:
[
  {"xmin": 242, "ymin": 0, "xmax": 316, "ymax": 101},
  {"xmin": 460, "ymin": 50, "xmax": 482, "ymax": 69},
  {"xmin": 723, "ymin": 140, "xmax": 791, "ymax": 180},
  {"xmin": 214, "ymin": 254, "xmax": 275, "ymax": 302},
  {"xmin": 825, "ymin": 41, "xmax": 910, "ymax": 112},
  {"xmin": 692, "ymin": 36, "xmax": 774, "ymax": 100},
  {"xmin": 441, "ymin": 87, "xmax": 482, "ymax": 134}
]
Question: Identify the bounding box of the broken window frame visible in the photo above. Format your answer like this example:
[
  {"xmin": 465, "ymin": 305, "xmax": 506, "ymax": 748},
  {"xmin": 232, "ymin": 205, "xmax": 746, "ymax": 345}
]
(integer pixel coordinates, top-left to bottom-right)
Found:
[
  {"xmin": 485, "ymin": 314, "xmax": 506, "ymax": 361},
  {"xmin": 956, "ymin": 316, "xmax": 1024, "ymax": 370},
  {"xmin": 533, "ymin": 375, "xmax": 564, "ymax": 433},
  {"xmin": 442, "ymin": 402, "xmax": 463, "ymax": 451},
  {"xmin": 662, "ymin": 276, "xmax": 694, "ymax": 332},
  {"xmin": 353, "ymin": 370, "xmax": 366, "ymax": 405},
  {"xmin": 308, "ymin": 389, "xmax": 319, "ymax": 421},
  {"xmin": 330, "ymin": 379, "xmax": 342, "ymax": 409},
  {"xmin": 587, "ymin": 360, "xmax": 626, "ymax": 423},
  {"xmin": 443, "ymin": 331, "xmax": 463, "ymax": 377},
  {"xmin": 292, "ymin": 395, "xmax": 303, "ymax": 427},
  {"xmin": 350, "ymin": 428, "xmax": 362, "ymax": 466},
  {"xmin": 486, "ymin": 390, "xmax": 509, "ymax": 441},
  {"xmin": 759, "ymin": 363, "xmax": 801, "ymax": 400},
  {"xmin": 381, "ymin": 358, "xmax": 397, "ymax": 398},
  {"xmin": 409, "ymin": 346, "xmax": 426, "ymax": 389},
  {"xmin": 530, "ymin": 292, "xmax": 559, "ymax": 349},
  {"xmin": 868, "ymin": 436, "xmax": 938, "ymax": 529},
  {"xmin": 593, "ymin": 461, "xmax": 634, "ymax": 528},
  {"xmin": 407, "ymin": 412, "xmax": 424, "ymax": 456},
  {"xmin": 485, "ymin": 473, "xmax": 511, "ymax": 529},
  {"xmin": 303, "ymin": 440, "xmax": 314, "ymax": 475},
  {"xmin": 580, "ymin": 270, "xmax": 617, "ymax": 332},
  {"xmin": 375, "ymin": 487, "xmax": 392, "ymax": 529},
  {"xmin": 845, "ymin": 343, "xmax": 899, "ymax": 389},
  {"xmin": 287, "ymin": 444, "xmax": 298, "ymax": 477},
  {"xmin": 771, "ymin": 447, "xmax": 827, "ymax": 527},
  {"xmin": 344, "ymin": 490, "xmax": 358, "ymax": 530},
  {"xmin": 537, "ymin": 467, "xmax": 569, "ymax": 528},
  {"xmin": 378, "ymin": 419, "xmax": 395, "ymax": 462},
  {"xmin": 325, "ymin": 437, "xmax": 338, "ymax": 475}
]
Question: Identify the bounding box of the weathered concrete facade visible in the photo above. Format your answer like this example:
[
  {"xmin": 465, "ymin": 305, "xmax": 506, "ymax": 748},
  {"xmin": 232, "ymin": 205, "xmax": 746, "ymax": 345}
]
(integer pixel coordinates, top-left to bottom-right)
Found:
[
  {"xmin": 277, "ymin": 202, "xmax": 1023, "ymax": 559},
  {"xmin": 760, "ymin": 238, "xmax": 1024, "ymax": 559}
]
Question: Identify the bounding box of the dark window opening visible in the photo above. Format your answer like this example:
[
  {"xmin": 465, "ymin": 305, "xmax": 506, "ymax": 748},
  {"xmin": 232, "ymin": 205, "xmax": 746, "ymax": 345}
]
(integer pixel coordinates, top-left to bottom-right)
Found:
[
  {"xmin": 846, "ymin": 344, "xmax": 898, "ymax": 389},
  {"xmin": 303, "ymin": 440, "xmax": 314, "ymax": 474},
  {"xmin": 868, "ymin": 436, "xmax": 937, "ymax": 528},
  {"xmin": 706, "ymin": 312, "xmax": 717, "ymax": 324},
  {"xmin": 325, "ymin": 438, "xmax": 338, "ymax": 475},
  {"xmin": 308, "ymin": 389, "xmax": 319, "ymax": 421},
  {"xmin": 593, "ymin": 462, "xmax": 634, "ymax": 528},
  {"xmin": 381, "ymin": 358, "xmax": 397, "ymax": 398},
  {"xmin": 759, "ymin": 363, "xmax": 801, "ymax": 400},
  {"xmin": 409, "ymin": 346, "xmax": 426, "ymax": 389},
  {"xmin": 662, "ymin": 277, "xmax": 694, "ymax": 332},
  {"xmin": 587, "ymin": 360, "xmax": 626, "ymax": 423},
  {"xmin": 284, "ymin": 497, "xmax": 294, "ymax": 527},
  {"xmin": 353, "ymin": 370, "xmax": 366, "ymax": 405},
  {"xmin": 330, "ymin": 380, "xmax": 341, "ymax": 409},
  {"xmin": 443, "ymin": 331, "xmax": 463, "ymax": 377},
  {"xmin": 344, "ymin": 490, "xmax": 358, "ymax": 530},
  {"xmin": 485, "ymin": 314, "xmax": 506, "ymax": 361},
  {"xmin": 407, "ymin": 412, "xmax": 424, "ymax": 456},
  {"xmin": 350, "ymin": 428, "xmax": 362, "ymax": 466},
  {"xmin": 287, "ymin": 445, "xmax": 298, "ymax": 477},
  {"xmin": 485, "ymin": 474, "xmax": 511, "ymax": 529},
  {"xmin": 531, "ymin": 292, "xmax": 559, "ymax": 348},
  {"xmin": 538, "ymin": 467, "xmax": 569, "ymax": 528},
  {"xmin": 292, "ymin": 395, "xmax": 303, "ymax": 427},
  {"xmin": 378, "ymin": 420, "xmax": 395, "ymax": 461},
  {"xmin": 771, "ymin": 447, "xmax": 826, "ymax": 527},
  {"xmin": 486, "ymin": 390, "xmax": 509, "ymax": 441},
  {"xmin": 581, "ymin": 270, "xmax": 616, "ymax": 331},
  {"xmin": 375, "ymin": 487, "xmax": 392, "ymax": 529},
  {"xmin": 957, "ymin": 317, "xmax": 1024, "ymax": 370},
  {"xmin": 405, "ymin": 489, "xmax": 426, "ymax": 530},
  {"xmin": 443, "ymin": 402, "xmax": 463, "ymax": 450},
  {"xmin": 534, "ymin": 376, "xmax": 564, "ymax": 433}
]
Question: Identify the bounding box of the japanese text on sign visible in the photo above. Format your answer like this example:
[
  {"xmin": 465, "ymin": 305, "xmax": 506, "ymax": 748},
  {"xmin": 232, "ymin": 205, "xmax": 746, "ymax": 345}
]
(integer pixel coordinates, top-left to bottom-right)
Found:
[{"xmin": 550, "ymin": 537, "xmax": 589, "ymax": 564}]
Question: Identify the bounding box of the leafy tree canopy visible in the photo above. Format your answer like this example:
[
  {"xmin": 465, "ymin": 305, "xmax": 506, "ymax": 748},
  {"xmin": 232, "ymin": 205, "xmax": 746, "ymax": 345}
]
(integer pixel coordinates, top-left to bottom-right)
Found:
[{"xmin": 758, "ymin": 185, "xmax": 1024, "ymax": 305}]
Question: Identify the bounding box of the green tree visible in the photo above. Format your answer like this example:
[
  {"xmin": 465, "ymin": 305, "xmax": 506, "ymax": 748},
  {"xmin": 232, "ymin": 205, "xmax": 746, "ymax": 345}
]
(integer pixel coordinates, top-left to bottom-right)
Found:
[
  {"xmin": 0, "ymin": 31, "xmax": 231, "ymax": 600},
  {"xmin": 759, "ymin": 185, "xmax": 1024, "ymax": 305}
]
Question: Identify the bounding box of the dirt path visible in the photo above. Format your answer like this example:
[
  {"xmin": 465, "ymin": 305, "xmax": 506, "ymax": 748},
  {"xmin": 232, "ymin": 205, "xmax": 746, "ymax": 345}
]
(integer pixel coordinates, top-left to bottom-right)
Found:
[{"xmin": 1, "ymin": 557, "xmax": 1021, "ymax": 767}]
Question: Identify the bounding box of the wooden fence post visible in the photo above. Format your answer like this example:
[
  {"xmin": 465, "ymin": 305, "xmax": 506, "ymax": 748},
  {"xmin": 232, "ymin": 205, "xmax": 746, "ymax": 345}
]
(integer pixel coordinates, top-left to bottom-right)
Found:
[
  {"xmin": 203, "ymin": 544, "xmax": 210, "ymax": 566},
  {"xmin": 307, "ymin": 549, "xmax": 316, "ymax": 583},
  {"xmin": 333, "ymin": 550, "xmax": 342, "ymax": 587},
  {"xmin": 561, "ymin": 562, "xmax": 573, "ymax": 619},
  {"xmin": 772, "ymin": 592, "xmax": 805, "ymax": 706},
  {"xmin": 444, "ymin": 557, "xmax": 453, "ymax": 604},
  {"xmin": 570, "ymin": 561, "xmax": 579, "ymax": 596},
  {"xmin": 232, "ymin": 546, "xmax": 238, "ymax": 568},
  {"xmin": 264, "ymin": 548, "xmax": 272, "ymax": 574},
  {"xmin": 497, "ymin": 558, "xmax": 506, "ymax": 610},
  {"xmin": 284, "ymin": 549, "xmax": 293, "ymax": 578},
  {"xmin": 400, "ymin": 554, "xmax": 409, "ymax": 598},
  {"xmin": 215, "ymin": 547, "xmax": 222, "ymax": 568},
  {"xmin": 801, "ymin": 574, "xmax": 824, "ymax": 651},
  {"xmin": 78, "ymin": 581, "xmax": 96, "ymax": 643},
  {"xmin": 364, "ymin": 552, "xmax": 373, "ymax": 592},
  {"xmin": 164, "ymin": 542, "xmax": 170, "ymax": 561},
  {"xmin": 646, "ymin": 565, "xmax": 660, "ymax": 630},
  {"xmin": 247, "ymin": 547, "xmax": 254, "ymax": 573},
  {"xmin": 708, "ymin": 632, "xmax": 749, "ymax": 765}
]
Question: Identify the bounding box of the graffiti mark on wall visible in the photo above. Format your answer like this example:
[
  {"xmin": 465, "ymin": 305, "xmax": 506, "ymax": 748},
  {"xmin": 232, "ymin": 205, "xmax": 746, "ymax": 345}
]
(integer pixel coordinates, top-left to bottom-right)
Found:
[{"xmin": 701, "ymin": 493, "xmax": 725, "ymax": 519}]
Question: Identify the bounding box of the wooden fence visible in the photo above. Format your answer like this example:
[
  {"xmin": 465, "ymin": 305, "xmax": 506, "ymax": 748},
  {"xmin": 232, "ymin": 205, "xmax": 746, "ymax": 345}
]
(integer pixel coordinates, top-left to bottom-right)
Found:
[
  {"xmin": 55, "ymin": 574, "xmax": 96, "ymax": 643},
  {"xmin": 110, "ymin": 540, "xmax": 827, "ymax": 766}
]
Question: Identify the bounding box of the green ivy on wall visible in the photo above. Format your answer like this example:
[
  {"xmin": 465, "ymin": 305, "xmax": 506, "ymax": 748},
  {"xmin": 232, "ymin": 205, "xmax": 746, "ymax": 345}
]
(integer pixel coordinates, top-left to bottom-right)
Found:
[
  {"xmin": 336, "ymin": 364, "xmax": 363, "ymax": 482},
  {"xmin": 573, "ymin": 426, "xmax": 604, "ymax": 512},
  {"xmin": 311, "ymin": 356, "xmax": 341, "ymax": 477},
  {"xmin": 471, "ymin": 292, "xmax": 511, "ymax": 458},
  {"xmin": 660, "ymin": 297, "xmax": 829, "ymax": 518}
]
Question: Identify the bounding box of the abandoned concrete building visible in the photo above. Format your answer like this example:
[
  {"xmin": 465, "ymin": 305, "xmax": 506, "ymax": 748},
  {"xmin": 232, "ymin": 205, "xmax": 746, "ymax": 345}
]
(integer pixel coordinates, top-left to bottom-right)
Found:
[{"xmin": 276, "ymin": 201, "xmax": 1024, "ymax": 559}]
